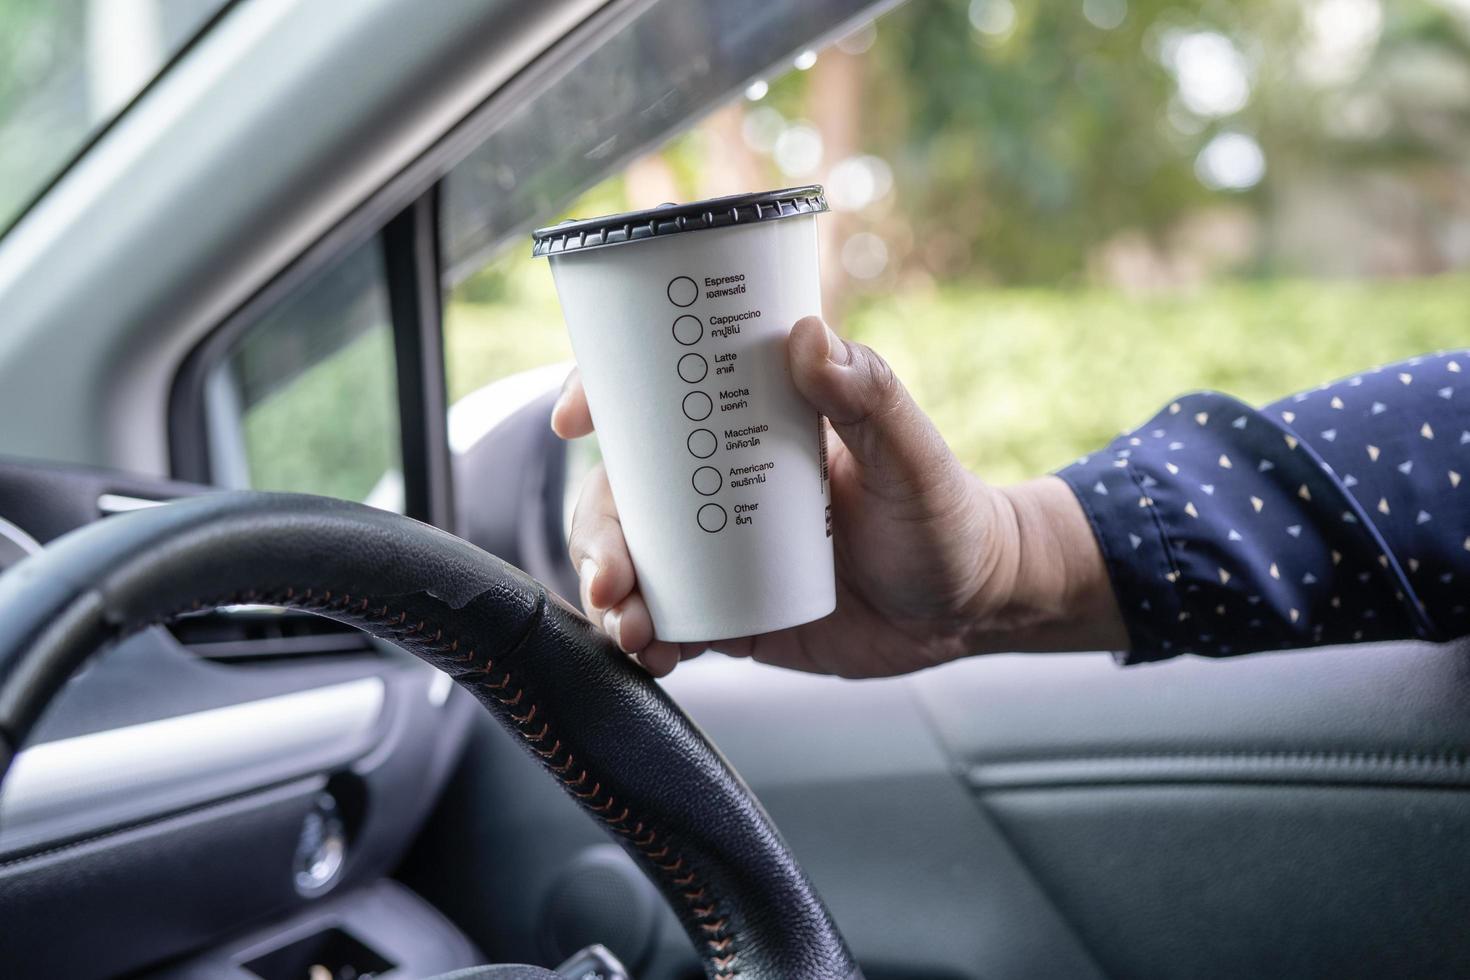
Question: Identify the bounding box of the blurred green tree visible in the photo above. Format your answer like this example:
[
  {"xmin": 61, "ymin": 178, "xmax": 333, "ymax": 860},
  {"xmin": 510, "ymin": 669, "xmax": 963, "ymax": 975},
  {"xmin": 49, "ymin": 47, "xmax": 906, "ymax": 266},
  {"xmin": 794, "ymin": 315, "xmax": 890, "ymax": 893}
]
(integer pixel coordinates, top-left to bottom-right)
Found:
[{"xmin": 746, "ymin": 0, "xmax": 1470, "ymax": 289}]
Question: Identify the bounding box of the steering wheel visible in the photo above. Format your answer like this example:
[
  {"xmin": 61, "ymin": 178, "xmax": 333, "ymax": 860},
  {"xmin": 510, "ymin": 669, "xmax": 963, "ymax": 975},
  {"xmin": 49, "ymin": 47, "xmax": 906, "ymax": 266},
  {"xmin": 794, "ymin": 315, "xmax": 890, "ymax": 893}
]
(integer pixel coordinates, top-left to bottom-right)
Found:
[{"xmin": 0, "ymin": 492, "xmax": 860, "ymax": 980}]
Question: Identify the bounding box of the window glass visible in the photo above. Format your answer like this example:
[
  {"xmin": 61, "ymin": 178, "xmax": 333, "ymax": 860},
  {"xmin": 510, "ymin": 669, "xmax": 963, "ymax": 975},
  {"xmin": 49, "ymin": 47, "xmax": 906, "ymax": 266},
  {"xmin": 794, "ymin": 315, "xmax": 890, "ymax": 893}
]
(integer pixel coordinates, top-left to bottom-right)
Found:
[
  {"xmin": 0, "ymin": 0, "xmax": 232, "ymax": 232},
  {"xmin": 439, "ymin": 0, "xmax": 878, "ymax": 400},
  {"xmin": 442, "ymin": 0, "xmax": 1470, "ymax": 487},
  {"xmin": 205, "ymin": 240, "xmax": 403, "ymax": 505},
  {"xmin": 439, "ymin": 0, "xmax": 879, "ymax": 526}
]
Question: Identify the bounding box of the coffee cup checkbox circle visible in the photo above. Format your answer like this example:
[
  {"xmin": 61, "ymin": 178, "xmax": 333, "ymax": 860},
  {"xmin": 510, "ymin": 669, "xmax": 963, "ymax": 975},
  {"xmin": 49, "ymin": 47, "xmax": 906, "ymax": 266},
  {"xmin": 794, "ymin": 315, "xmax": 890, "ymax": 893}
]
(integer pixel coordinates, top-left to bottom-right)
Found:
[
  {"xmin": 677, "ymin": 353, "xmax": 708, "ymax": 384},
  {"xmin": 687, "ymin": 429, "xmax": 718, "ymax": 458},
  {"xmin": 697, "ymin": 503, "xmax": 728, "ymax": 533},
  {"xmin": 682, "ymin": 391, "xmax": 713, "ymax": 421},
  {"xmin": 672, "ymin": 315, "xmax": 703, "ymax": 345},
  {"xmin": 667, "ymin": 276, "xmax": 698, "ymax": 307},
  {"xmin": 692, "ymin": 466, "xmax": 722, "ymax": 496}
]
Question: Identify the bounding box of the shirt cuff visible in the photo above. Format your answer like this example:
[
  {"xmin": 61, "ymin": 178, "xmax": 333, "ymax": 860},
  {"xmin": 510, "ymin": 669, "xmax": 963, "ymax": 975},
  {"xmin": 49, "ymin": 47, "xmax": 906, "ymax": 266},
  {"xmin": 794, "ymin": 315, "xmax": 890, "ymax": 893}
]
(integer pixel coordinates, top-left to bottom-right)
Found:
[{"xmin": 1057, "ymin": 450, "xmax": 1187, "ymax": 665}]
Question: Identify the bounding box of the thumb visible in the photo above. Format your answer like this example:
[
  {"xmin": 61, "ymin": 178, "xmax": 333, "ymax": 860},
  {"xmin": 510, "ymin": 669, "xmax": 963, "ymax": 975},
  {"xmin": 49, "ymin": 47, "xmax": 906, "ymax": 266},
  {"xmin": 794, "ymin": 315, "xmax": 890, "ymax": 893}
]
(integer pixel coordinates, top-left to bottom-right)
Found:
[{"xmin": 788, "ymin": 316, "xmax": 954, "ymax": 485}]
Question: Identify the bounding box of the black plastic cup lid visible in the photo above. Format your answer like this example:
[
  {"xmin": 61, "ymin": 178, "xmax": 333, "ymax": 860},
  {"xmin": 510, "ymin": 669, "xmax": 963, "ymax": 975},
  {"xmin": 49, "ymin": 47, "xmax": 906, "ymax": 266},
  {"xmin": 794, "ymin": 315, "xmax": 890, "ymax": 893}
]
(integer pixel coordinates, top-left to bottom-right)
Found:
[{"xmin": 531, "ymin": 185, "xmax": 827, "ymax": 258}]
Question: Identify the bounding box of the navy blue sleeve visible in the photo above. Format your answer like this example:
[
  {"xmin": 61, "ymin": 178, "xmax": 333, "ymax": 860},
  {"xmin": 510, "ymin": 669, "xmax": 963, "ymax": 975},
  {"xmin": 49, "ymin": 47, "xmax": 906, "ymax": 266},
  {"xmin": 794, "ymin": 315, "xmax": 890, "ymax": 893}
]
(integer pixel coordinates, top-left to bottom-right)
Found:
[{"xmin": 1056, "ymin": 350, "xmax": 1470, "ymax": 664}]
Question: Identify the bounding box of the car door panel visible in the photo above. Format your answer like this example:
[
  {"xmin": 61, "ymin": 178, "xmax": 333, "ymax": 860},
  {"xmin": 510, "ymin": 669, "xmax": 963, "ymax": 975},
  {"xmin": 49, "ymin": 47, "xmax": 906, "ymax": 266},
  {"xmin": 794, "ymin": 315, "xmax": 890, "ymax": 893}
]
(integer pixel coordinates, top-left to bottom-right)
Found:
[
  {"xmin": 909, "ymin": 642, "xmax": 1470, "ymax": 978},
  {"xmin": 986, "ymin": 782, "xmax": 1470, "ymax": 979},
  {"xmin": 407, "ymin": 641, "xmax": 1470, "ymax": 978}
]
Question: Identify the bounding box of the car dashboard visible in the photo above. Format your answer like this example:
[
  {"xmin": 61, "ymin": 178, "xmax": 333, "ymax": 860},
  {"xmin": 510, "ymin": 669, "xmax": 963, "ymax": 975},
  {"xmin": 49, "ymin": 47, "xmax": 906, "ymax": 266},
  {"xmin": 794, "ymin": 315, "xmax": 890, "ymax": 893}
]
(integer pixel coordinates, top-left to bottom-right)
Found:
[{"xmin": 0, "ymin": 458, "xmax": 484, "ymax": 980}]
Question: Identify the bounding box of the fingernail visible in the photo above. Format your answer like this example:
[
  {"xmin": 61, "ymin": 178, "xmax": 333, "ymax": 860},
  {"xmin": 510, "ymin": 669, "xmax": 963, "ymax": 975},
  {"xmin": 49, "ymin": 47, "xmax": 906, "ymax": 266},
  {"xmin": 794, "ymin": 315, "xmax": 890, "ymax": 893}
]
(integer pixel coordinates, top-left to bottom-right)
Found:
[
  {"xmin": 579, "ymin": 559, "xmax": 599, "ymax": 611},
  {"xmin": 824, "ymin": 323, "xmax": 850, "ymax": 365},
  {"xmin": 549, "ymin": 392, "xmax": 571, "ymax": 434},
  {"xmin": 602, "ymin": 607, "xmax": 623, "ymax": 649}
]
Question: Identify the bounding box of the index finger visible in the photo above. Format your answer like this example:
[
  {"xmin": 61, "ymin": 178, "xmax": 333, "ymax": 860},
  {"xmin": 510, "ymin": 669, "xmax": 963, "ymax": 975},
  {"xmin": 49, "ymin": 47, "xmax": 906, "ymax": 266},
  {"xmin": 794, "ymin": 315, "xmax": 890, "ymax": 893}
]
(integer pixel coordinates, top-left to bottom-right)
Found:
[{"xmin": 550, "ymin": 368, "xmax": 595, "ymax": 440}]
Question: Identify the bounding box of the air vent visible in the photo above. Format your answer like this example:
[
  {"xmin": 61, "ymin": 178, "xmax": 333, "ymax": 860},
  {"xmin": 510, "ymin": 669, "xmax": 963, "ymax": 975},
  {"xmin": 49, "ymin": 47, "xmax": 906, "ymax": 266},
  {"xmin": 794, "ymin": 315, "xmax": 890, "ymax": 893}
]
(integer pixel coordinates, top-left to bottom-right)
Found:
[{"xmin": 168, "ymin": 606, "xmax": 377, "ymax": 663}]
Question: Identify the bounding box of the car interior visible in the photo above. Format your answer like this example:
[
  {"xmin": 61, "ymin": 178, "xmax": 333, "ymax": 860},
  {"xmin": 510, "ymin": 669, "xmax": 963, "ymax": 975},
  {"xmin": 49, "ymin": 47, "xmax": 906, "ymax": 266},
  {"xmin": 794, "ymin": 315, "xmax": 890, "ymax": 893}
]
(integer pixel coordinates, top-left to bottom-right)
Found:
[{"xmin": 1, "ymin": 1, "xmax": 1468, "ymax": 978}]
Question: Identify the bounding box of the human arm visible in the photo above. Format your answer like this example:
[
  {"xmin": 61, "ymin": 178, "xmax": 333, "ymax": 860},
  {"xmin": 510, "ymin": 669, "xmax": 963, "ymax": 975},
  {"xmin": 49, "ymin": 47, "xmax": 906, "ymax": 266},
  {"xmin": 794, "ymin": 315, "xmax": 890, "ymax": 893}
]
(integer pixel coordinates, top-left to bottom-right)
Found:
[
  {"xmin": 1059, "ymin": 350, "xmax": 1470, "ymax": 663},
  {"xmin": 556, "ymin": 318, "xmax": 1470, "ymax": 675},
  {"xmin": 553, "ymin": 316, "xmax": 1125, "ymax": 677}
]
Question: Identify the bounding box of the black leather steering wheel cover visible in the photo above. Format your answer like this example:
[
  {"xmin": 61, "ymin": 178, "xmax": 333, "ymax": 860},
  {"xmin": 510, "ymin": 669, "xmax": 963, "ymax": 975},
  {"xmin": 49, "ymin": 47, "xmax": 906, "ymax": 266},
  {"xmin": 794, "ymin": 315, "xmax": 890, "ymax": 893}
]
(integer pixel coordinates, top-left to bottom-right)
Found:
[{"xmin": 0, "ymin": 492, "xmax": 860, "ymax": 980}]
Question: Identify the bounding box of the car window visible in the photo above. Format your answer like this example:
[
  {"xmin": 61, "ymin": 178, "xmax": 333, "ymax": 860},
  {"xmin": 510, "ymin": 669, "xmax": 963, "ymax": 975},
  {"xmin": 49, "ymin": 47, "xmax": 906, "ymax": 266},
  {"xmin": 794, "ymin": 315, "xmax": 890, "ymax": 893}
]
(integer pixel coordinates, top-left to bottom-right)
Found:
[
  {"xmin": 439, "ymin": 0, "xmax": 881, "ymax": 523},
  {"xmin": 202, "ymin": 240, "xmax": 403, "ymax": 506},
  {"xmin": 441, "ymin": 0, "xmax": 1470, "ymax": 488},
  {"xmin": 0, "ymin": 0, "xmax": 233, "ymax": 233}
]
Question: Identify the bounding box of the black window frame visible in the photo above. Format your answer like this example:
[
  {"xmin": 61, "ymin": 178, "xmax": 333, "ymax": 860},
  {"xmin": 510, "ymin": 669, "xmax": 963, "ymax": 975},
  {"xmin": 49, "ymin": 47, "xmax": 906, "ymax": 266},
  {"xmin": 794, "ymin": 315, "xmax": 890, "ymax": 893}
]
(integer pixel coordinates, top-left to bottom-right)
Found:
[
  {"xmin": 167, "ymin": 181, "xmax": 454, "ymax": 528},
  {"xmin": 382, "ymin": 187, "xmax": 455, "ymax": 529}
]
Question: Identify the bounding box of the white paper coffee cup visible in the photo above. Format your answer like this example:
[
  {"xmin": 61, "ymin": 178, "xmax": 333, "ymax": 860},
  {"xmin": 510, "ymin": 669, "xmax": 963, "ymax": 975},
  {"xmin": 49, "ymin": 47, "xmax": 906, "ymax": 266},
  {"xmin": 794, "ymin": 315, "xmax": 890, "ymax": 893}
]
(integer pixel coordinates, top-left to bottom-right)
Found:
[{"xmin": 533, "ymin": 187, "xmax": 836, "ymax": 642}]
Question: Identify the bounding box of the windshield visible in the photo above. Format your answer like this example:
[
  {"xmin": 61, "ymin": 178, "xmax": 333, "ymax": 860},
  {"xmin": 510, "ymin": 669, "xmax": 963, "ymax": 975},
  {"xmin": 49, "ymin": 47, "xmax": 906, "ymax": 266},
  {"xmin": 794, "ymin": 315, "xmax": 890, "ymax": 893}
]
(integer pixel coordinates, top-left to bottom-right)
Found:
[{"xmin": 0, "ymin": 0, "xmax": 233, "ymax": 233}]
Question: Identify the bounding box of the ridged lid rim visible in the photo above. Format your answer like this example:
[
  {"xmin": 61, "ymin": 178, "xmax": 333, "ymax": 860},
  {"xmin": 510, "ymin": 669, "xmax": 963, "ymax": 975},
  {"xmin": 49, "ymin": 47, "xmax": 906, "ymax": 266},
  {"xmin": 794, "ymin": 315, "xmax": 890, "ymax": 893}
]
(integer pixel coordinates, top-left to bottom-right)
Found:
[{"xmin": 531, "ymin": 185, "xmax": 827, "ymax": 258}]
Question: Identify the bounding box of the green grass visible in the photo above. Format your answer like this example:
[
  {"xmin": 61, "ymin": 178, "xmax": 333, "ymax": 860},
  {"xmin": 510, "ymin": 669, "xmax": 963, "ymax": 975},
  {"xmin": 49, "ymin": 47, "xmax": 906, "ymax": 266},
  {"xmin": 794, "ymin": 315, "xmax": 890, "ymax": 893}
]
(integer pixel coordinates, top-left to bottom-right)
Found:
[
  {"xmin": 444, "ymin": 281, "xmax": 571, "ymax": 403},
  {"xmin": 243, "ymin": 326, "xmax": 401, "ymax": 501},
  {"xmin": 249, "ymin": 271, "xmax": 1470, "ymax": 499},
  {"xmin": 842, "ymin": 276, "xmax": 1470, "ymax": 484}
]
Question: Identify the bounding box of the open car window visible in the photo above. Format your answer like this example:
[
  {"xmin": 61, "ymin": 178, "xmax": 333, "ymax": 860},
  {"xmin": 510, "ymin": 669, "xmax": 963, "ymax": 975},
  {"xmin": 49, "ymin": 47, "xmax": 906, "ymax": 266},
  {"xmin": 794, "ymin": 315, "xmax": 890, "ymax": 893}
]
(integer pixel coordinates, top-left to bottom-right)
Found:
[
  {"xmin": 177, "ymin": 0, "xmax": 880, "ymax": 518},
  {"xmin": 441, "ymin": 0, "xmax": 1470, "ymax": 490},
  {"xmin": 438, "ymin": 0, "xmax": 883, "ymax": 286},
  {"xmin": 180, "ymin": 0, "xmax": 1470, "ymax": 520},
  {"xmin": 436, "ymin": 0, "xmax": 886, "ymax": 525},
  {"xmin": 0, "ymin": 0, "xmax": 234, "ymax": 235}
]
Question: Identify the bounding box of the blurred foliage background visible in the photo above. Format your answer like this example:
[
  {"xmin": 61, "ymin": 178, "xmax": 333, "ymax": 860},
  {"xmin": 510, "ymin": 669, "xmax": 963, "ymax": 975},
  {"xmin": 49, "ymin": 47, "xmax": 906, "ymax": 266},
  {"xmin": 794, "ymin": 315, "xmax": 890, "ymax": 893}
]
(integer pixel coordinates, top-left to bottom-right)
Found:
[{"xmin": 448, "ymin": 0, "xmax": 1470, "ymax": 483}]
